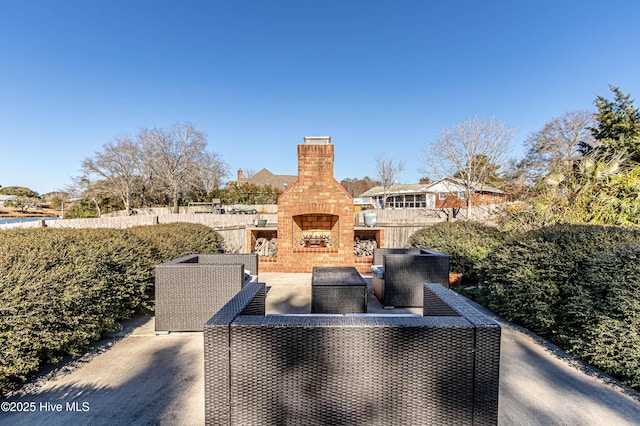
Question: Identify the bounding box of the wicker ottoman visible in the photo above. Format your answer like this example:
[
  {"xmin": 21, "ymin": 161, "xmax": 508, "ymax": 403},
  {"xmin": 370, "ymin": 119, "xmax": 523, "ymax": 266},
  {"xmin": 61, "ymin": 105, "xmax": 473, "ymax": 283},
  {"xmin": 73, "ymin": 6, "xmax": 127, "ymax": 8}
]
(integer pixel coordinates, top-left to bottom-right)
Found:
[{"xmin": 311, "ymin": 266, "xmax": 367, "ymax": 313}]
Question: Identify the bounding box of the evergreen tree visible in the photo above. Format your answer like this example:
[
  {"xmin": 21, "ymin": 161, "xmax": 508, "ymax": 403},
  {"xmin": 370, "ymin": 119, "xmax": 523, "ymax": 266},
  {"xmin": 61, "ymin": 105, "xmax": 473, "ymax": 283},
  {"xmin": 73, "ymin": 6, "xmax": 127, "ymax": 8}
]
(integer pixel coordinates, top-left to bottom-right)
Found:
[{"xmin": 580, "ymin": 85, "xmax": 640, "ymax": 163}]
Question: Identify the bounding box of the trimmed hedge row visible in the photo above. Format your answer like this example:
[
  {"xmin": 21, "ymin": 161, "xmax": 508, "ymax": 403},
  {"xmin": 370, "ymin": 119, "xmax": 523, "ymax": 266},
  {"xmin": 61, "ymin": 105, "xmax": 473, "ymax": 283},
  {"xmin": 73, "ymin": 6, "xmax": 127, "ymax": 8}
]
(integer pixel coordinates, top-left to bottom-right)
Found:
[
  {"xmin": 128, "ymin": 222, "xmax": 225, "ymax": 264},
  {"xmin": 477, "ymin": 224, "xmax": 640, "ymax": 391},
  {"xmin": 557, "ymin": 243, "xmax": 640, "ymax": 389},
  {"xmin": 478, "ymin": 224, "xmax": 640, "ymax": 331},
  {"xmin": 408, "ymin": 221, "xmax": 505, "ymax": 284},
  {"xmin": 0, "ymin": 223, "xmax": 223, "ymax": 395}
]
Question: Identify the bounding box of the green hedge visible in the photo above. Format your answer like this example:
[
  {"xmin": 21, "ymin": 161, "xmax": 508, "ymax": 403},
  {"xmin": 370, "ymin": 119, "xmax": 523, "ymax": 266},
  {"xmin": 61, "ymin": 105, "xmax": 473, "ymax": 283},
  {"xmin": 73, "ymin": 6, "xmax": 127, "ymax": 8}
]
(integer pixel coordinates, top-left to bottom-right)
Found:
[
  {"xmin": 558, "ymin": 243, "xmax": 640, "ymax": 389},
  {"xmin": 478, "ymin": 224, "xmax": 640, "ymax": 332},
  {"xmin": 408, "ymin": 221, "xmax": 505, "ymax": 284},
  {"xmin": 128, "ymin": 222, "xmax": 225, "ymax": 265},
  {"xmin": 478, "ymin": 224, "xmax": 640, "ymax": 390},
  {"xmin": 0, "ymin": 223, "xmax": 224, "ymax": 395}
]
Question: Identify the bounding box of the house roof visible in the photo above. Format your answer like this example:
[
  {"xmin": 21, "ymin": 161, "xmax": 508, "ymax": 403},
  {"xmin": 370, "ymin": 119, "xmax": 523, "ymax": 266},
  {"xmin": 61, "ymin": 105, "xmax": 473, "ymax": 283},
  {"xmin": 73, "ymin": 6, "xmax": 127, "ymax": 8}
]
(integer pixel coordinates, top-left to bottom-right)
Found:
[
  {"xmin": 236, "ymin": 168, "xmax": 297, "ymax": 189},
  {"xmin": 425, "ymin": 177, "xmax": 506, "ymax": 194},
  {"xmin": 359, "ymin": 178, "xmax": 506, "ymax": 197},
  {"xmin": 359, "ymin": 184, "xmax": 429, "ymax": 197}
]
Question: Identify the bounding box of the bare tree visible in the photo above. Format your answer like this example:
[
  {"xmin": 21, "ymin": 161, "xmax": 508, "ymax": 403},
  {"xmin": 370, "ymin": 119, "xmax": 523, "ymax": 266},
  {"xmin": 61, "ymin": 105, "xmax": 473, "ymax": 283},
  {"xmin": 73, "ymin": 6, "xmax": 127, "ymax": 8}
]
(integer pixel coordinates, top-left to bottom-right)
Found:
[
  {"xmin": 420, "ymin": 116, "xmax": 514, "ymax": 215},
  {"xmin": 375, "ymin": 154, "xmax": 406, "ymax": 208},
  {"xmin": 243, "ymin": 169, "xmax": 257, "ymax": 179},
  {"xmin": 519, "ymin": 110, "xmax": 595, "ymax": 183},
  {"xmin": 80, "ymin": 136, "xmax": 141, "ymax": 214},
  {"xmin": 66, "ymin": 175, "xmax": 108, "ymax": 217},
  {"xmin": 194, "ymin": 150, "xmax": 229, "ymax": 196},
  {"xmin": 340, "ymin": 176, "xmax": 381, "ymax": 197},
  {"xmin": 139, "ymin": 122, "xmax": 209, "ymax": 213}
]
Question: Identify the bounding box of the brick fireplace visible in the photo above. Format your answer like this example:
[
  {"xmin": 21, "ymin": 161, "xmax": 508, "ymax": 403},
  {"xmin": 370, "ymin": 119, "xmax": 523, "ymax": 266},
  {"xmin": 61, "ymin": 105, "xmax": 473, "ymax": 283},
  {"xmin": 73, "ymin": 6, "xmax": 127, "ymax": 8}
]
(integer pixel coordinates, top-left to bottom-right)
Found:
[
  {"xmin": 247, "ymin": 136, "xmax": 383, "ymax": 273},
  {"xmin": 274, "ymin": 136, "xmax": 355, "ymax": 272}
]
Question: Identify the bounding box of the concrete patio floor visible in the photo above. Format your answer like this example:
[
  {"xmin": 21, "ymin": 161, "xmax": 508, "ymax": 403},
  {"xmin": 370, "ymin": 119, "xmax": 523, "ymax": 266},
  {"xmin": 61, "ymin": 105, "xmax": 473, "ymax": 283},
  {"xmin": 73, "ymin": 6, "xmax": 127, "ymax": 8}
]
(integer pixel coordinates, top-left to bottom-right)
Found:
[{"xmin": 2, "ymin": 272, "xmax": 640, "ymax": 425}]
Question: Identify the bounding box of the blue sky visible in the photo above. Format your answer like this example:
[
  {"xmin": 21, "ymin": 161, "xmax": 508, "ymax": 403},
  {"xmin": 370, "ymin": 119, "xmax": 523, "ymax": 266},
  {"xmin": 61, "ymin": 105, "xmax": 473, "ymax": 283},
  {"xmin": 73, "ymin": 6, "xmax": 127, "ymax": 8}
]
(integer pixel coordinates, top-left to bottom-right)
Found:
[{"xmin": 1, "ymin": 1, "xmax": 639, "ymax": 195}]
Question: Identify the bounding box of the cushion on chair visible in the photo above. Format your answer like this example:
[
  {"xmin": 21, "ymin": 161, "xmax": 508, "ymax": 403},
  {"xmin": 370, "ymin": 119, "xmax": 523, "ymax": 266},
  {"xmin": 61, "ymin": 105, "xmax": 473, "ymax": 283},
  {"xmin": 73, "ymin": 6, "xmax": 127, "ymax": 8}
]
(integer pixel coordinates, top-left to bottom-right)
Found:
[
  {"xmin": 244, "ymin": 270, "xmax": 258, "ymax": 285},
  {"xmin": 370, "ymin": 264, "xmax": 384, "ymax": 279}
]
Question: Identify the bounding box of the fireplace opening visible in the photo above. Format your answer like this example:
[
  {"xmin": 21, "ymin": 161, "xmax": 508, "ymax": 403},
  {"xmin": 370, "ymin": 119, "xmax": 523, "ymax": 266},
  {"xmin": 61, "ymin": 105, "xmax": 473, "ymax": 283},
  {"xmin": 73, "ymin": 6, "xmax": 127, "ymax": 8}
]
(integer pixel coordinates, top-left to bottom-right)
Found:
[{"xmin": 292, "ymin": 213, "xmax": 339, "ymax": 252}]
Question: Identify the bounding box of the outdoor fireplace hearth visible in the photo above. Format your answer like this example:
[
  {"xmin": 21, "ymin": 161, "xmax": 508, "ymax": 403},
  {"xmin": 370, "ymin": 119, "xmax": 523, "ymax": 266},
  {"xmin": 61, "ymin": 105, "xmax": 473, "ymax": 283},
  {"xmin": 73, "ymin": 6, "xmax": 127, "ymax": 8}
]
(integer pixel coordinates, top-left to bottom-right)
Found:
[
  {"xmin": 270, "ymin": 137, "xmax": 355, "ymax": 272},
  {"xmin": 245, "ymin": 136, "xmax": 383, "ymax": 273}
]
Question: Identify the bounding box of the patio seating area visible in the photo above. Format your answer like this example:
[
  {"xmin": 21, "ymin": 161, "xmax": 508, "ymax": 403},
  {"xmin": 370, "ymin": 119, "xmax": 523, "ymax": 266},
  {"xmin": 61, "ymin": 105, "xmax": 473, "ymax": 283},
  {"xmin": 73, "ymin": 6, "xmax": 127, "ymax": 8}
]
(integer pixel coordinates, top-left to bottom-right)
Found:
[
  {"xmin": 3, "ymin": 272, "xmax": 640, "ymax": 426},
  {"xmin": 205, "ymin": 281, "xmax": 501, "ymax": 425}
]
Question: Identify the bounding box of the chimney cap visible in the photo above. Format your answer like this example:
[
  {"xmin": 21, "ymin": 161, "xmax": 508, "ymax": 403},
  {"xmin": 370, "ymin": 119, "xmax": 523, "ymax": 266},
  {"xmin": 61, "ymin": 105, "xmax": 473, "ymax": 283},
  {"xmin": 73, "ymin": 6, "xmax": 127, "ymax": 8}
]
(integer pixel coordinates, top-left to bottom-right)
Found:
[{"xmin": 304, "ymin": 136, "xmax": 331, "ymax": 144}]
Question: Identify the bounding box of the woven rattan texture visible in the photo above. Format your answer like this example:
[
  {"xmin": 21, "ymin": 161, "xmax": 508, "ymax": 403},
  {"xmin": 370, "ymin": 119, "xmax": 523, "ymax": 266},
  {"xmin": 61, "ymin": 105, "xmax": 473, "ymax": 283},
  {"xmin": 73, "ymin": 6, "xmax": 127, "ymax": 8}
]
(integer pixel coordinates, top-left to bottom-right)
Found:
[
  {"xmin": 204, "ymin": 283, "xmax": 501, "ymax": 425},
  {"xmin": 311, "ymin": 285, "xmax": 367, "ymax": 313},
  {"xmin": 311, "ymin": 267, "xmax": 367, "ymax": 314},
  {"xmin": 204, "ymin": 283, "xmax": 265, "ymax": 424},
  {"xmin": 155, "ymin": 262, "xmax": 245, "ymax": 332},
  {"xmin": 373, "ymin": 249, "xmax": 451, "ymax": 308},
  {"xmin": 196, "ymin": 253, "xmax": 259, "ymax": 276}
]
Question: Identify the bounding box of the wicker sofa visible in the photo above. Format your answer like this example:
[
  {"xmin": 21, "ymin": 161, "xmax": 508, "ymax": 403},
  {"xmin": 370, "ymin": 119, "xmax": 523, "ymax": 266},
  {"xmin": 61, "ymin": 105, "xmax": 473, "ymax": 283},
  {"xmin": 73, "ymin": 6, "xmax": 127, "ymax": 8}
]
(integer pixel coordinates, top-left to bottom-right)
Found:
[
  {"xmin": 371, "ymin": 248, "xmax": 451, "ymax": 308},
  {"xmin": 204, "ymin": 282, "xmax": 501, "ymax": 425},
  {"xmin": 154, "ymin": 253, "xmax": 258, "ymax": 332}
]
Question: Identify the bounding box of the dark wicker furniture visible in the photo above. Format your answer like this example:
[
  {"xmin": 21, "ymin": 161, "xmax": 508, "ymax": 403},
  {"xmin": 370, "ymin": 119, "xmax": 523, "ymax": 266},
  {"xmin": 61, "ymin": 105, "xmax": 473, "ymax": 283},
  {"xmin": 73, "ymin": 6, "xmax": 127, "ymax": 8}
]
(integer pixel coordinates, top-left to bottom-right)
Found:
[
  {"xmin": 204, "ymin": 282, "xmax": 501, "ymax": 425},
  {"xmin": 154, "ymin": 253, "xmax": 258, "ymax": 332},
  {"xmin": 372, "ymin": 247, "xmax": 450, "ymax": 308},
  {"xmin": 311, "ymin": 266, "xmax": 368, "ymax": 313}
]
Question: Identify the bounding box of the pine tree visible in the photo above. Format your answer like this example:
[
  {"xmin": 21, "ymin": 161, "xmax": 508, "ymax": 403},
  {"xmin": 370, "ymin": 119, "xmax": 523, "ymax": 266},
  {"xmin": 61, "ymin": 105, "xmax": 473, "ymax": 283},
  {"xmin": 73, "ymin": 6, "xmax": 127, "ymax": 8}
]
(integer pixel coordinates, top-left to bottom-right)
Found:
[{"xmin": 580, "ymin": 85, "xmax": 640, "ymax": 163}]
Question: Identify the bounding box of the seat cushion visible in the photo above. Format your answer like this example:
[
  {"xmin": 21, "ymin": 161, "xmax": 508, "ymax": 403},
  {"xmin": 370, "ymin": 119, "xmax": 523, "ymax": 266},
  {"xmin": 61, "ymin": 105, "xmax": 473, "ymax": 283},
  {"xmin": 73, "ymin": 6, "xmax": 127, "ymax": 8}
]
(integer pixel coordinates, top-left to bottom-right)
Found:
[
  {"xmin": 244, "ymin": 270, "xmax": 258, "ymax": 285},
  {"xmin": 370, "ymin": 264, "xmax": 384, "ymax": 279}
]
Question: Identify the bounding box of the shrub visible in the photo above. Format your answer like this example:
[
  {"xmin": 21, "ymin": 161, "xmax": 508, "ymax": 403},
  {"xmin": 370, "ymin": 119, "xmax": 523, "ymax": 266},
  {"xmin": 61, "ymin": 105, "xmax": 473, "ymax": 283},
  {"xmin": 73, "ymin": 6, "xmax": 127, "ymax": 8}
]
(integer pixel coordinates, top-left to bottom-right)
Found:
[
  {"xmin": 558, "ymin": 243, "xmax": 640, "ymax": 389},
  {"xmin": 408, "ymin": 221, "xmax": 505, "ymax": 284},
  {"xmin": 128, "ymin": 222, "xmax": 224, "ymax": 264},
  {"xmin": 0, "ymin": 223, "xmax": 225, "ymax": 395},
  {"xmin": 478, "ymin": 224, "xmax": 640, "ymax": 333},
  {"xmin": 0, "ymin": 228, "xmax": 156, "ymax": 395}
]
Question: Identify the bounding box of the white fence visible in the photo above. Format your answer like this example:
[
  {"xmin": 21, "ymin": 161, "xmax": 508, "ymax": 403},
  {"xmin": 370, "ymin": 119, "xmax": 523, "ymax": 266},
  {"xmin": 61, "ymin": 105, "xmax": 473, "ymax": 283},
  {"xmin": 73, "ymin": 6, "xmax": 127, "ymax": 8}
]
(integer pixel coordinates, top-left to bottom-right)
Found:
[{"xmin": 0, "ymin": 206, "xmax": 503, "ymax": 249}]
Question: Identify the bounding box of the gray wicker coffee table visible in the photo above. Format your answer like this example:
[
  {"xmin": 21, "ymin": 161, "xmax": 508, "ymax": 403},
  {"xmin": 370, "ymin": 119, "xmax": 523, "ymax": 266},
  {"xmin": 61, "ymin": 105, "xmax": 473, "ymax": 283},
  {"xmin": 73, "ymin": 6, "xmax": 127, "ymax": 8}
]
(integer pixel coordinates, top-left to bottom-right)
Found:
[{"xmin": 311, "ymin": 266, "xmax": 367, "ymax": 313}]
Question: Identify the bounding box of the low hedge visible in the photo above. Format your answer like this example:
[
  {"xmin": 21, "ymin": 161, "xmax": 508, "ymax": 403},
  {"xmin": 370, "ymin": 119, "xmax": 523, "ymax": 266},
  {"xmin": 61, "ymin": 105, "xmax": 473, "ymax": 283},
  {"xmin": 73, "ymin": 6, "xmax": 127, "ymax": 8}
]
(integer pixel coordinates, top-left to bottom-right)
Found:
[
  {"xmin": 558, "ymin": 243, "xmax": 640, "ymax": 390},
  {"xmin": 0, "ymin": 223, "xmax": 224, "ymax": 395},
  {"xmin": 408, "ymin": 221, "xmax": 505, "ymax": 284},
  {"xmin": 478, "ymin": 224, "xmax": 640, "ymax": 390},
  {"xmin": 128, "ymin": 222, "xmax": 225, "ymax": 265},
  {"xmin": 478, "ymin": 224, "xmax": 640, "ymax": 332}
]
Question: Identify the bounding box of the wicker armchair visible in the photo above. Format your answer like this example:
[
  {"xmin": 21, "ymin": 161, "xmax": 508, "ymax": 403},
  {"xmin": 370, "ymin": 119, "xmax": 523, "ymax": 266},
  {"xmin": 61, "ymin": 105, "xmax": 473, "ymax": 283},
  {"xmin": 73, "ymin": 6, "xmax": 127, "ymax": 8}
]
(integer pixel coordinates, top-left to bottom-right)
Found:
[
  {"xmin": 204, "ymin": 282, "xmax": 501, "ymax": 425},
  {"xmin": 154, "ymin": 253, "xmax": 258, "ymax": 332},
  {"xmin": 371, "ymin": 248, "xmax": 450, "ymax": 308}
]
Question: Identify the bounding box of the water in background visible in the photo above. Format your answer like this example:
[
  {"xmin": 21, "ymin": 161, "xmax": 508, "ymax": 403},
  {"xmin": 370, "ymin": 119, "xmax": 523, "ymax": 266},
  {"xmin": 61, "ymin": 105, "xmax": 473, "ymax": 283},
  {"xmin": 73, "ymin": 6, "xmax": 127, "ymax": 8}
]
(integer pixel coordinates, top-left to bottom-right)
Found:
[{"xmin": 0, "ymin": 217, "xmax": 58, "ymax": 225}]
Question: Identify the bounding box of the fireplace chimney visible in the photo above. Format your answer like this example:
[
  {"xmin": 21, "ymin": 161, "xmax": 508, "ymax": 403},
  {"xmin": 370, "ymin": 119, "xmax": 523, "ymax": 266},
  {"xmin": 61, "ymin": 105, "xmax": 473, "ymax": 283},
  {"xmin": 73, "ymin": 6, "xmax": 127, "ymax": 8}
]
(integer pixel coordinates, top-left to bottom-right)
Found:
[
  {"xmin": 237, "ymin": 169, "xmax": 244, "ymax": 181},
  {"xmin": 298, "ymin": 136, "xmax": 334, "ymax": 179},
  {"xmin": 273, "ymin": 136, "xmax": 355, "ymax": 272}
]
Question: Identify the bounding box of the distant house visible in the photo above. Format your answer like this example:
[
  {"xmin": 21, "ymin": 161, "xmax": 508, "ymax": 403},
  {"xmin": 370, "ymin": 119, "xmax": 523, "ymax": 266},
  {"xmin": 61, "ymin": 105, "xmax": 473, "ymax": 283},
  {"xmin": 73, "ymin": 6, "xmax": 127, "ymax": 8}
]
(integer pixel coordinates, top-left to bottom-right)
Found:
[
  {"xmin": 426, "ymin": 177, "xmax": 507, "ymax": 209},
  {"xmin": 0, "ymin": 195, "xmax": 16, "ymax": 206},
  {"xmin": 229, "ymin": 168, "xmax": 297, "ymax": 190},
  {"xmin": 358, "ymin": 177, "xmax": 507, "ymax": 209},
  {"xmin": 359, "ymin": 183, "xmax": 435, "ymax": 209}
]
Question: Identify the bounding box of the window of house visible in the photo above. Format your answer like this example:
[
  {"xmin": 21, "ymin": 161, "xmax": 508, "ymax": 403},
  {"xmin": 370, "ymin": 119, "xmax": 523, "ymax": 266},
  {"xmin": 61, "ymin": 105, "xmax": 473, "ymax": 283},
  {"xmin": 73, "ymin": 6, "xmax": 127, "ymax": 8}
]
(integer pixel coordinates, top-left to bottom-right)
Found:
[
  {"xmin": 415, "ymin": 194, "xmax": 426, "ymax": 208},
  {"xmin": 458, "ymin": 191, "xmax": 466, "ymax": 199},
  {"xmin": 492, "ymin": 194, "xmax": 496, "ymax": 200},
  {"xmin": 406, "ymin": 194, "xmax": 415, "ymax": 208},
  {"xmin": 439, "ymin": 192, "xmax": 446, "ymax": 200}
]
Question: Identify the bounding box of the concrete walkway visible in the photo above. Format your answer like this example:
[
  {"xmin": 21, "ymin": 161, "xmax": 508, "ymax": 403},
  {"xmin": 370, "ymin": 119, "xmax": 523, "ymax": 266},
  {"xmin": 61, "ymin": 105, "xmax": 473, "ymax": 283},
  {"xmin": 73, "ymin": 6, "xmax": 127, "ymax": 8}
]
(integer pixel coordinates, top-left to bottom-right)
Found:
[{"xmin": 2, "ymin": 272, "xmax": 639, "ymax": 425}]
